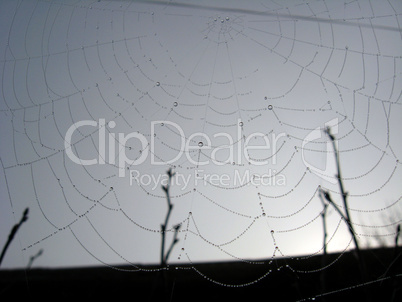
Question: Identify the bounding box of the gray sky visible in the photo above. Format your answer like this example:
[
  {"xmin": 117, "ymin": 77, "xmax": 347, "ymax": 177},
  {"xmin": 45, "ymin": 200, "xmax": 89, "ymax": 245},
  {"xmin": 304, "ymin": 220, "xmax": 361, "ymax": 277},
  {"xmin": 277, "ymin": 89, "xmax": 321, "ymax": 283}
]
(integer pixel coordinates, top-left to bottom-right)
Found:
[{"xmin": 1, "ymin": 0, "xmax": 401, "ymax": 270}]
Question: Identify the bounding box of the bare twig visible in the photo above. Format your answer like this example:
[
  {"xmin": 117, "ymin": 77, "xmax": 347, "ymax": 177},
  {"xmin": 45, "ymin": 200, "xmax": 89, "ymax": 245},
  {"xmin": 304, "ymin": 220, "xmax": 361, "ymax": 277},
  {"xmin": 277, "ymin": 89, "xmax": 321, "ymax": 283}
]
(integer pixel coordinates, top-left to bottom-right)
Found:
[
  {"xmin": 156, "ymin": 168, "xmax": 181, "ymax": 300},
  {"xmin": 160, "ymin": 168, "xmax": 181, "ymax": 266},
  {"xmin": 324, "ymin": 127, "xmax": 361, "ymax": 254},
  {"xmin": 395, "ymin": 224, "xmax": 400, "ymax": 248},
  {"xmin": 27, "ymin": 249, "xmax": 43, "ymax": 269},
  {"xmin": 321, "ymin": 189, "xmax": 361, "ymax": 254},
  {"xmin": 0, "ymin": 208, "xmax": 29, "ymax": 267},
  {"xmin": 325, "ymin": 129, "xmax": 357, "ymax": 240},
  {"xmin": 318, "ymin": 189, "xmax": 329, "ymax": 255},
  {"xmin": 323, "ymin": 127, "xmax": 370, "ymax": 300},
  {"xmin": 318, "ymin": 189, "xmax": 329, "ymax": 299},
  {"xmin": 164, "ymin": 224, "xmax": 181, "ymax": 264},
  {"xmin": 393, "ymin": 224, "xmax": 401, "ymax": 263},
  {"xmin": 379, "ymin": 225, "xmax": 402, "ymax": 300}
]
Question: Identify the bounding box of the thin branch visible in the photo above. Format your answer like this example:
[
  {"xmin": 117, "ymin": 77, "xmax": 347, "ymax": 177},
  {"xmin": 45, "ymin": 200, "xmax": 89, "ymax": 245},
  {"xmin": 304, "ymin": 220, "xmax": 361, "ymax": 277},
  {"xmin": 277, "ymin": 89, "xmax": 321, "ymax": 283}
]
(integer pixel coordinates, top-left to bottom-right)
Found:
[
  {"xmin": 324, "ymin": 127, "xmax": 360, "ymax": 253},
  {"xmin": 318, "ymin": 189, "xmax": 329, "ymax": 299},
  {"xmin": 0, "ymin": 208, "xmax": 29, "ymax": 267},
  {"xmin": 160, "ymin": 168, "xmax": 180, "ymax": 267},
  {"xmin": 27, "ymin": 249, "xmax": 43, "ymax": 269},
  {"xmin": 394, "ymin": 224, "xmax": 401, "ymax": 261},
  {"xmin": 321, "ymin": 189, "xmax": 360, "ymax": 252},
  {"xmin": 318, "ymin": 189, "xmax": 328, "ymax": 255},
  {"xmin": 324, "ymin": 127, "xmax": 370, "ymax": 301},
  {"xmin": 164, "ymin": 224, "xmax": 181, "ymax": 264}
]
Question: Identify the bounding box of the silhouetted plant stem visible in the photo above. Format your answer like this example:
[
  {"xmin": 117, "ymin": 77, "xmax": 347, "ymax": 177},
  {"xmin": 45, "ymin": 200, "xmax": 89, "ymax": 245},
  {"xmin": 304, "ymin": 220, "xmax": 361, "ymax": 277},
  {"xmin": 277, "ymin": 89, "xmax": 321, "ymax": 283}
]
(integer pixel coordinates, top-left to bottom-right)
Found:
[
  {"xmin": 318, "ymin": 189, "xmax": 328, "ymax": 299},
  {"xmin": 27, "ymin": 249, "xmax": 43, "ymax": 269},
  {"xmin": 395, "ymin": 224, "xmax": 400, "ymax": 250},
  {"xmin": 157, "ymin": 168, "xmax": 181, "ymax": 300},
  {"xmin": 324, "ymin": 127, "xmax": 362, "ymax": 256},
  {"xmin": 0, "ymin": 208, "xmax": 29, "ymax": 267},
  {"xmin": 318, "ymin": 190, "xmax": 329, "ymax": 256},
  {"xmin": 321, "ymin": 189, "xmax": 361, "ymax": 256},
  {"xmin": 165, "ymin": 224, "xmax": 181, "ymax": 264},
  {"xmin": 324, "ymin": 127, "xmax": 370, "ymax": 301},
  {"xmin": 380, "ymin": 225, "xmax": 401, "ymax": 302},
  {"xmin": 160, "ymin": 168, "xmax": 181, "ymax": 267}
]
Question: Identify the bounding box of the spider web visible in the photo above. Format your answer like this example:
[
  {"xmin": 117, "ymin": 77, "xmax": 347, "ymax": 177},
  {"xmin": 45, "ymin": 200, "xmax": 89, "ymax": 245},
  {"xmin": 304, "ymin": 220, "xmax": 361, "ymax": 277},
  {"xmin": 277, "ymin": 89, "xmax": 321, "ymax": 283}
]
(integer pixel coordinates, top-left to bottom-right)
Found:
[{"xmin": 0, "ymin": 0, "xmax": 401, "ymax": 297}]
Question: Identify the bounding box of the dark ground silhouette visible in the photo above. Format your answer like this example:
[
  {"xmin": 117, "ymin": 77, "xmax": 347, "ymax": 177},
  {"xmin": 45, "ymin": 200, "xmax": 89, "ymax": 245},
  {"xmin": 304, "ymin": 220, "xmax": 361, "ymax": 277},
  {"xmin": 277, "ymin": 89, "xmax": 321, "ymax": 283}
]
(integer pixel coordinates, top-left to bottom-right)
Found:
[{"xmin": 1, "ymin": 247, "xmax": 400, "ymax": 301}]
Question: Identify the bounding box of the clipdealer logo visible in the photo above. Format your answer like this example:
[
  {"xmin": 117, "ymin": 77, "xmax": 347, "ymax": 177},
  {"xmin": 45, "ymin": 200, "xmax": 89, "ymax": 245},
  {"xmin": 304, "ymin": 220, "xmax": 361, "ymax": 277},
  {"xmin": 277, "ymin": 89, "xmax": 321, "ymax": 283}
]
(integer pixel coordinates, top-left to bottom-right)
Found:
[
  {"xmin": 64, "ymin": 118, "xmax": 339, "ymax": 183},
  {"xmin": 64, "ymin": 119, "xmax": 287, "ymax": 177}
]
